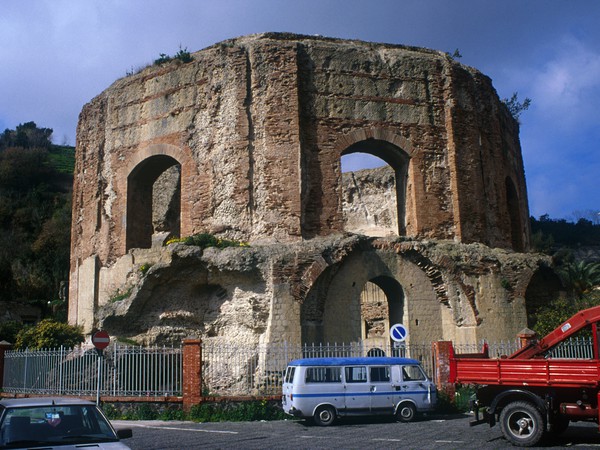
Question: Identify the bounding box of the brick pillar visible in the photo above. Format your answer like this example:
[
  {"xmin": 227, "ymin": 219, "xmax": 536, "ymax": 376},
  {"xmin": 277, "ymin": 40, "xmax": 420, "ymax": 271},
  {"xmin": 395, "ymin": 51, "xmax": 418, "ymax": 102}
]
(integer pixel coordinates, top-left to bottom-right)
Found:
[
  {"xmin": 182, "ymin": 339, "xmax": 202, "ymax": 412},
  {"xmin": 517, "ymin": 328, "xmax": 537, "ymax": 349},
  {"xmin": 0, "ymin": 340, "xmax": 12, "ymax": 389},
  {"xmin": 432, "ymin": 341, "xmax": 455, "ymax": 399}
]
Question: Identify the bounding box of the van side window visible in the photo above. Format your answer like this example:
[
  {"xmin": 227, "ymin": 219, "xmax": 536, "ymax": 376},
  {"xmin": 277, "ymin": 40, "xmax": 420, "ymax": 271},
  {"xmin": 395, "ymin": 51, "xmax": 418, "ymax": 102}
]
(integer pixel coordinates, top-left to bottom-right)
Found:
[
  {"xmin": 370, "ymin": 366, "xmax": 390, "ymax": 382},
  {"xmin": 305, "ymin": 367, "xmax": 341, "ymax": 383},
  {"xmin": 402, "ymin": 365, "xmax": 426, "ymax": 381},
  {"xmin": 345, "ymin": 366, "xmax": 367, "ymax": 383}
]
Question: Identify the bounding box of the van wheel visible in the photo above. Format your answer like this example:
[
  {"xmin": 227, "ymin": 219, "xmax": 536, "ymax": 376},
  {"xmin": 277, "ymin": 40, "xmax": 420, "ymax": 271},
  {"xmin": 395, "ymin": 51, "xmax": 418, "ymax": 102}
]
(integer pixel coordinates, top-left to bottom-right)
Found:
[
  {"xmin": 396, "ymin": 403, "xmax": 416, "ymax": 422},
  {"xmin": 499, "ymin": 401, "xmax": 545, "ymax": 447},
  {"xmin": 314, "ymin": 405, "xmax": 336, "ymax": 426}
]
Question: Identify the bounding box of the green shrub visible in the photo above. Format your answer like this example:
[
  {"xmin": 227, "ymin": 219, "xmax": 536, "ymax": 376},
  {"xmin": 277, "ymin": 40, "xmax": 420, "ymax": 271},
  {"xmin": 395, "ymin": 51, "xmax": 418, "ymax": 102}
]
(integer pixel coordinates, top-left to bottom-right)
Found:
[
  {"xmin": 154, "ymin": 46, "xmax": 193, "ymax": 66},
  {"xmin": 435, "ymin": 385, "xmax": 475, "ymax": 414},
  {"xmin": 166, "ymin": 232, "xmax": 249, "ymax": 250},
  {"xmin": 174, "ymin": 46, "xmax": 192, "ymax": 63},
  {"xmin": 15, "ymin": 319, "xmax": 83, "ymax": 349},
  {"xmin": 154, "ymin": 53, "xmax": 172, "ymax": 65}
]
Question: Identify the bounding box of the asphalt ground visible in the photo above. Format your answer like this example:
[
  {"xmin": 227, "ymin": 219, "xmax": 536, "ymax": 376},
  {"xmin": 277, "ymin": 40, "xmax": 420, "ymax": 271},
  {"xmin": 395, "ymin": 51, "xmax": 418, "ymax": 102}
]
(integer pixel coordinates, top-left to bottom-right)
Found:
[{"xmin": 113, "ymin": 413, "xmax": 600, "ymax": 449}]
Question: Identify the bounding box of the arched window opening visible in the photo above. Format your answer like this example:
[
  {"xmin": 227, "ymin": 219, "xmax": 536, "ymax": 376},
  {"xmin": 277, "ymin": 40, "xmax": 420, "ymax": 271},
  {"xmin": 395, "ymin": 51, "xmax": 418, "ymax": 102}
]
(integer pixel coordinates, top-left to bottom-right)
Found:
[
  {"xmin": 126, "ymin": 155, "xmax": 181, "ymax": 251},
  {"xmin": 505, "ymin": 177, "xmax": 523, "ymax": 251},
  {"xmin": 341, "ymin": 139, "xmax": 409, "ymax": 237}
]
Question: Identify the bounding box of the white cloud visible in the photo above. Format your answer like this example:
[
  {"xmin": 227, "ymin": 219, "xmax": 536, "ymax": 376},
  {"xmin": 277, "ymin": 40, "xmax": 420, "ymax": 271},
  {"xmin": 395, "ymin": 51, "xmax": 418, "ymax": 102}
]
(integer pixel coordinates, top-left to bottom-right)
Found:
[{"xmin": 529, "ymin": 36, "xmax": 600, "ymax": 130}]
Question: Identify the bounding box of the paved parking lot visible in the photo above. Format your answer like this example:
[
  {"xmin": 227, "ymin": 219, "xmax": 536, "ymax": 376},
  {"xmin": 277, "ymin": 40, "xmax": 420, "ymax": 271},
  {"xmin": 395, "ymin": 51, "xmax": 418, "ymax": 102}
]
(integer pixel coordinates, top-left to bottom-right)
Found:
[{"xmin": 114, "ymin": 414, "xmax": 600, "ymax": 449}]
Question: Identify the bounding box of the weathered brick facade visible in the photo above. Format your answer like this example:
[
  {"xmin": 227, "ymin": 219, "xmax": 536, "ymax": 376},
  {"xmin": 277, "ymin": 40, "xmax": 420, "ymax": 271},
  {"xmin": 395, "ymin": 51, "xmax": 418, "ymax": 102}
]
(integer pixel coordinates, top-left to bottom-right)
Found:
[{"xmin": 70, "ymin": 34, "xmax": 549, "ymax": 355}]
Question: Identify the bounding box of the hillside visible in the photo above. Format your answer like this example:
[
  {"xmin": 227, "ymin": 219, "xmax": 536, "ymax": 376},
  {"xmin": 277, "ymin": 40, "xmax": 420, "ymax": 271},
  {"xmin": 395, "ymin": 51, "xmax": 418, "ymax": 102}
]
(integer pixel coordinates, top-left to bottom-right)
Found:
[{"xmin": 0, "ymin": 123, "xmax": 74, "ymax": 321}]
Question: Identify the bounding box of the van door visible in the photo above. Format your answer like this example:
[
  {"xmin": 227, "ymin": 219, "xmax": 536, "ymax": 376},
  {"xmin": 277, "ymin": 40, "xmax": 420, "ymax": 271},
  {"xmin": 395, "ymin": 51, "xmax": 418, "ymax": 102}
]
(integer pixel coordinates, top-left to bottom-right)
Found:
[
  {"xmin": 343, "ymin": 365, "xmax": 370, "ymax": 415},
  {"xmin": 369, "ymin": 365, "xmax": 395, "ymax": 414},
  {"xmin": 399, "ymin": 364, "xmax": 431, "ymax": 409}
]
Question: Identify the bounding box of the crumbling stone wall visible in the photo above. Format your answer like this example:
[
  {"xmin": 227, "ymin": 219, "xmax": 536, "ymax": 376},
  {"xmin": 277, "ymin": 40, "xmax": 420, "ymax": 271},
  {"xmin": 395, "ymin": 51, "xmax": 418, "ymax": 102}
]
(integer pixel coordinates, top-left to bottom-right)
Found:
[{"xmin": 70, "ymin": 33, "xmax": 538, "ymax": 347}]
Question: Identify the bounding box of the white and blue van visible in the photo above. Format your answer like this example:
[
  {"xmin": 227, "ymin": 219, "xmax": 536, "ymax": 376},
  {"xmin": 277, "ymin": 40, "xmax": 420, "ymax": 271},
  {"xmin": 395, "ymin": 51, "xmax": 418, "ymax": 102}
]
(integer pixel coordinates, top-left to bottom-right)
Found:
[{"xmin": 282, "ymin": 357, "xmax": 437, "ymax": 426}]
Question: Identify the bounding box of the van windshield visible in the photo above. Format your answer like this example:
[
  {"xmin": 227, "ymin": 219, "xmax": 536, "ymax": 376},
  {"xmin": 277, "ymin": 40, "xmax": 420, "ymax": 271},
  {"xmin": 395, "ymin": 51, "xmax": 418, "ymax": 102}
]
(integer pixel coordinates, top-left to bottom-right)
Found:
[{"xmin": 402, "ymin": 365, "xmax": 426, "ymax": 381}]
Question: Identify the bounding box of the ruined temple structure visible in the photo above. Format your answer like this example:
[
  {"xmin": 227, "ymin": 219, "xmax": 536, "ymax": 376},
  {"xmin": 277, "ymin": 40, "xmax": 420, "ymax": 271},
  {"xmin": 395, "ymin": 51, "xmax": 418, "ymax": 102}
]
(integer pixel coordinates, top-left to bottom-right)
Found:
[{"xmin": 69, "ymin": 33, "xmax": 558, "ymax": 350}]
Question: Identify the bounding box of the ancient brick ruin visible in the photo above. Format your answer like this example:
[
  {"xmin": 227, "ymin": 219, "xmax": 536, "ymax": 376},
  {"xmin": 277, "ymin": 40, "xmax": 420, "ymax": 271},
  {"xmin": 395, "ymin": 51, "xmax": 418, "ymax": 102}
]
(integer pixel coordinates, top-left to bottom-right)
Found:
[{"xmin": 69, "ymin": 33, "xmax": 555, "ymax": 350}]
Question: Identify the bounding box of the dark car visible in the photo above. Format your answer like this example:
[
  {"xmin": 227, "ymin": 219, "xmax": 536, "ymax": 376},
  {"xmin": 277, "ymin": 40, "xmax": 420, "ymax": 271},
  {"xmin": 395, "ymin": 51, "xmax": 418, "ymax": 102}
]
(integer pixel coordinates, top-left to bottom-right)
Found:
[{"xmin": 0, "ymin": 397, "xmax": 132, "ymax": 449}]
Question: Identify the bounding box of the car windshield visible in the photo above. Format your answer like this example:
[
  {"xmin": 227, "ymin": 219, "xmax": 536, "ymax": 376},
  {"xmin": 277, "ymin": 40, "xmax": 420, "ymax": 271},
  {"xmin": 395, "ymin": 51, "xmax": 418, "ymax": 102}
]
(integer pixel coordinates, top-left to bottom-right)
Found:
[{"xmin": 0, "ymin": 404, "xmax": 118, "ymax": 448}]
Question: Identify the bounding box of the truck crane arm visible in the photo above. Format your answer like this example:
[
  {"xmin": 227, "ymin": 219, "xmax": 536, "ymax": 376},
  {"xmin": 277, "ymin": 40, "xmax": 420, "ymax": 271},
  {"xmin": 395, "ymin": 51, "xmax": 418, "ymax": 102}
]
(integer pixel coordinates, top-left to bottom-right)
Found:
[{"xmin": 508, "ymin": 304, "xmax": 600, "ymax": 359}]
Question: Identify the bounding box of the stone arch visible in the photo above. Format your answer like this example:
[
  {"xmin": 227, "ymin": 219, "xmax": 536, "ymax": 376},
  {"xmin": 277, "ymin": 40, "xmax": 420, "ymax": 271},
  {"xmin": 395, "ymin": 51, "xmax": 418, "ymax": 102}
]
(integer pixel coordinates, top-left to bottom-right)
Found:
[
  {"xmin": 122, "ymin": 143, "xmax": 199, "ymax": 251},
  {"xmin": 338, "ymin": 129, "xmax": 413, "ymax": 236},
  {"xmin": 126, "ymin": 154, "xmax": 181, "ymax": 250},
  {"xmin": 300, "ymin": 246, "xmax": 440, "ymax": 346},
  {"xmin": 524, "ymin": 266, "xmax": 562, "ymax": 329},
  {"xmin": 506, "ymin": 176, "xmax": 524, "ymax": 251}
]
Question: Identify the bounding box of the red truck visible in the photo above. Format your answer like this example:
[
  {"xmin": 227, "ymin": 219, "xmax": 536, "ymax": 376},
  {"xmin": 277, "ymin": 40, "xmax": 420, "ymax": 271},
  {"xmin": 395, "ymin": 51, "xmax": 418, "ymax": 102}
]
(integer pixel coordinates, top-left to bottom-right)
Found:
[{"xmin": 449, "ymin": 305, "xmax": 600, "ymax": 446}]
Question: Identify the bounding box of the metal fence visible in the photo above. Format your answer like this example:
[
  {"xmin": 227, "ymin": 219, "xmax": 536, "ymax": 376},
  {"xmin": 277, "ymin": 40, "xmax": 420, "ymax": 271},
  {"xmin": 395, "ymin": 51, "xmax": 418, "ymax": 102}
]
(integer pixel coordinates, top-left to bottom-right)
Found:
[
  {"xmin": 3, "ymin": 344, "xmax": 182, "ymax": 397},
  {"xmin": 2, "ymin": 337, "xmax": 595, "ymax": 398},
  {"xmin": 201, "ymin": 341, "xmax": 436, "ymax": 396},
  {"xmin": 200, "ymin": 340, "xmax": 524, "ymax": 396}
]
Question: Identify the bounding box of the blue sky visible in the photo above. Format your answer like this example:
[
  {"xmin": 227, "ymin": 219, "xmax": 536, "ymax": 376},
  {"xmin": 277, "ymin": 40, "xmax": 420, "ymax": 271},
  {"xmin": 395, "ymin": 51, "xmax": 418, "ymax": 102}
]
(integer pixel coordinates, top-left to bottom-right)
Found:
[{"xmin": 1, "ymin": 0, "xmax": 599, "ymax": 221}]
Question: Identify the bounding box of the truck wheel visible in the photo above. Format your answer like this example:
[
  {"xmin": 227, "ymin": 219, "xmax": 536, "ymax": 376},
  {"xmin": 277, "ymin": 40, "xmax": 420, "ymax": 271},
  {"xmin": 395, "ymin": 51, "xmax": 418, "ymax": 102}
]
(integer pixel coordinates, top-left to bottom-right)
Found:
[
  {"xmin": 396, "ymin": 403, "xmax": 416, "ymax": 423},
  {"xmin": 313, "ymin": 405, "xmax": 336, "ymax": 426},
  {"xmin": 499, "ymin": 401, "xmax": 545, "ymax": 447}
]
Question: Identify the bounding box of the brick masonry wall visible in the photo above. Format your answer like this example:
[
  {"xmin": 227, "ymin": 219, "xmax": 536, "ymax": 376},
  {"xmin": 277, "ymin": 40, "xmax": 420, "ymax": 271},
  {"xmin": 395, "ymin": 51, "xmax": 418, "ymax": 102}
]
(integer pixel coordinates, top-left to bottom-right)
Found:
[{"xmin": 70, "ymin": 33, "xmax": 537, "ymax": 346}]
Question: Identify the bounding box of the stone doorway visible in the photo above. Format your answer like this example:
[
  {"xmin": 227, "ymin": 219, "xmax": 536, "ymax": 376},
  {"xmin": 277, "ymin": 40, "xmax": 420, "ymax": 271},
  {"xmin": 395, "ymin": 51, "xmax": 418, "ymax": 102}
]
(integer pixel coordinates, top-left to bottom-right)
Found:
[{"xmin": 360, "ymin": 276, "xmax": 404, "ymax": 352}]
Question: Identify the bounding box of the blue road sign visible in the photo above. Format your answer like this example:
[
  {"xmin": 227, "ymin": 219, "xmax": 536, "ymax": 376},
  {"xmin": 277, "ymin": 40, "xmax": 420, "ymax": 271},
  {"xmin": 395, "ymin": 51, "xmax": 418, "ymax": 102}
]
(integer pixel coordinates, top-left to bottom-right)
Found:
[{"xmin": 390, "ymin": 323, "xmax": 408, "ymax": 342}]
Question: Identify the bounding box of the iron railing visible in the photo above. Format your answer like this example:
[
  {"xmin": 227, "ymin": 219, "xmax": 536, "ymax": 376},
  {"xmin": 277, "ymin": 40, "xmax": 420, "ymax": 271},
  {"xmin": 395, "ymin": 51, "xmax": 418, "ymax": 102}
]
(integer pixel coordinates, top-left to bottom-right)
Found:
[
  {"xmin": 200, "ymin": 340, "xmax": 518, "ymax": 396},
  {"xmin": 200, "ymin": 340, "xmax": 436, "ymax": 396},
  {"xmin": 3, "ymin": 344, "xmax": 182, "ymax": 397},
  {"xmin": 2, "ymin": 337, "xmax": 595, "ymax": 398}
]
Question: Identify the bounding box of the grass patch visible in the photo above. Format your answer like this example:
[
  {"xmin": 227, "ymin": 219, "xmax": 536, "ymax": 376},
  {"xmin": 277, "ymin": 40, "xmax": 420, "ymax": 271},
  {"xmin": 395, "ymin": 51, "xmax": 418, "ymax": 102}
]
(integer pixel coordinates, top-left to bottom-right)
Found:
[
  {"xmin": 47, "ymin": 145, "xmax": 75, "ymax": 174},
  {"xmin": 189, "ymin": 400, "xmax": 287, "ymax": 422},
  {"xmin": 109, "ymin": 287, "xmax": 133, "ymax": 303},
  {"xmin": 166, "ymin": 233, "xmax": 249, "ymax": 249}
]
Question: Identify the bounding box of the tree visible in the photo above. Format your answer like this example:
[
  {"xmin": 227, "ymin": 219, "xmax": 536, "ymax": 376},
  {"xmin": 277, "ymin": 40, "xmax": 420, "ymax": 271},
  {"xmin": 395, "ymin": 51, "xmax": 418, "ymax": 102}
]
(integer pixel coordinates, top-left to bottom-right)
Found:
[
  {"xmin": 502, "ymin": 92, "xmax": 531, "ymax": 122},
  {"xmin": 556, "ymin": 261, "xmax": 600, "ymax": 298},
  {"xmin": 0, "ymin": 123, "xmax": 73, "ymax": 317},
  {"xmin": 15, "ymin": 319, "xmax": 83, "ymax": 349},
  {"xmin": 533, "ymin": 292, "xmax": 600, "ymax": 337},
  {"xmin": 0, "ymin": 121, "xmax": 53, "ymax": 150}
]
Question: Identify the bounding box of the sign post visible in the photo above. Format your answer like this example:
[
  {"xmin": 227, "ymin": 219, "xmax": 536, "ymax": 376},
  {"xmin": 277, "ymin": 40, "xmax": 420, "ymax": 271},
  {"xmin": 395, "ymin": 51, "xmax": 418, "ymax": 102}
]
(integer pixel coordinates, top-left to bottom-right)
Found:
[
  {"xmin": 389, "ymin": 323, "xmax": 408, "ymax": 357},
  {"xmin": 92, "ymin": 330, "xmax": 110, "ymax": 405}
]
